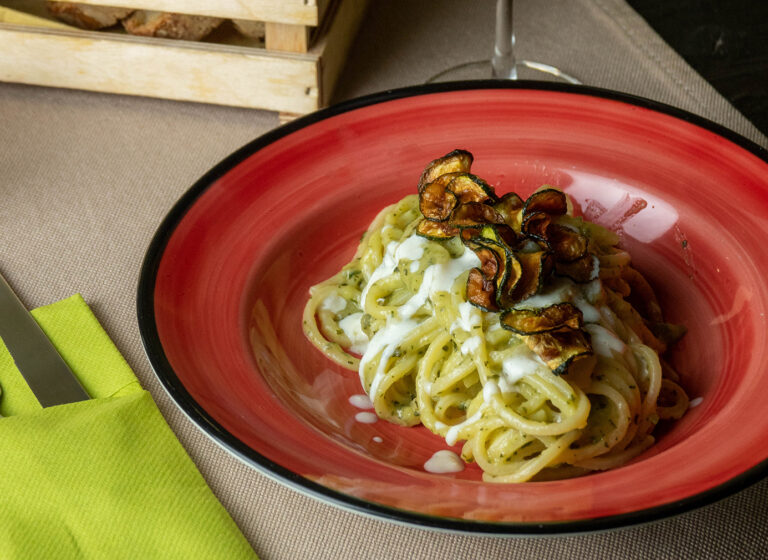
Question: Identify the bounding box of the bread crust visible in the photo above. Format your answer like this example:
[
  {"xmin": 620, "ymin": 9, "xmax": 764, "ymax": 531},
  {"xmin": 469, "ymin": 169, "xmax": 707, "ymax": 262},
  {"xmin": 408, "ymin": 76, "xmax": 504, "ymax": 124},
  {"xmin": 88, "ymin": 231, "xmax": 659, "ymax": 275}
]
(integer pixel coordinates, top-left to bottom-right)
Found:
[
  {"xmin": 46, "ymin": 1, "xmax": 133, "ymax": 30},
  {"xmin": 122, "ymin": 10, "xmax": 223, "ymax": 40},
  {"xmin": 232, "ymin": 19, "xmax": 265, "ymax": 40}
]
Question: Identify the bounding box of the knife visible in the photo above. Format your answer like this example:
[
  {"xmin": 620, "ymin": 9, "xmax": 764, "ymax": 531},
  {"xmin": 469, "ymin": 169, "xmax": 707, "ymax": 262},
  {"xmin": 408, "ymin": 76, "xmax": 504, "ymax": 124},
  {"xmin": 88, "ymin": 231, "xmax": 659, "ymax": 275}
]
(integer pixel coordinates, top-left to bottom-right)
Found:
[{"xmin": 0, "ymin": 271, "xmax": 90, "ymax": 407}]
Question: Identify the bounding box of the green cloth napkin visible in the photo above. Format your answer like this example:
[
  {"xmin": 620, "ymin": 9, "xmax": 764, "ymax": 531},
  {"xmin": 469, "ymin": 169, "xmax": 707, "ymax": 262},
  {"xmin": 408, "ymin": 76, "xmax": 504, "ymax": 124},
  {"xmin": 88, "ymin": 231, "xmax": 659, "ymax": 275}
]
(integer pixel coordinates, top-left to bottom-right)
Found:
[{"xmin": 0, "ymin": 294, "xmax": 258, "ymax": 559}]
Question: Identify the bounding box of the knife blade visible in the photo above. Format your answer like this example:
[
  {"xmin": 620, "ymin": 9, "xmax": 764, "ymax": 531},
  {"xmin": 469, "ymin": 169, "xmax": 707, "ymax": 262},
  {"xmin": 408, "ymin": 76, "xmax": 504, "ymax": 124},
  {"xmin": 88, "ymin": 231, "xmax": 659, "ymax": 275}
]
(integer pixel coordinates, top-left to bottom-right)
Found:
[{"xmin": 0, "ymin": 271, "xmax": 90, "ymax": 407}]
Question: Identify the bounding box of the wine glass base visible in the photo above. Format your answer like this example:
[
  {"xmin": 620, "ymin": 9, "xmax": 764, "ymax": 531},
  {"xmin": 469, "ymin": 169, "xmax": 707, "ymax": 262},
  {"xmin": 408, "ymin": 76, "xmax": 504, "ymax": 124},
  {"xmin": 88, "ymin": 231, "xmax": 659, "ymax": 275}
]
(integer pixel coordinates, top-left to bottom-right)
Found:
[{"xmin": 426, "ymin": 60, "xmax": 580, "ymax": 84}]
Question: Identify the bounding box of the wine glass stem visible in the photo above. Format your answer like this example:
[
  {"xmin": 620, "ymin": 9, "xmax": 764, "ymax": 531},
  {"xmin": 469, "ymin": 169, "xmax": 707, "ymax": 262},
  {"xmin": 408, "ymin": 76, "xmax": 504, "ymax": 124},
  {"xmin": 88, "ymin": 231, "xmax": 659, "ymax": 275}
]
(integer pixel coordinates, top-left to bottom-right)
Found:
[{"xmin": 492, "ymin": 0, "xmax": 517, "ymax": 79}]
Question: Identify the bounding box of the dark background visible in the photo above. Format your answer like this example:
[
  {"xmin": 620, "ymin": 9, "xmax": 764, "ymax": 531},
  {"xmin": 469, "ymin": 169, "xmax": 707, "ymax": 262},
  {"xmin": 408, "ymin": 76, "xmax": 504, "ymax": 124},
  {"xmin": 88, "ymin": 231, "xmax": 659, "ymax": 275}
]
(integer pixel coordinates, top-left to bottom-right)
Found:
[{"xmin": 629, "ymin": 0, "xmax": 768, "ymax": 137}]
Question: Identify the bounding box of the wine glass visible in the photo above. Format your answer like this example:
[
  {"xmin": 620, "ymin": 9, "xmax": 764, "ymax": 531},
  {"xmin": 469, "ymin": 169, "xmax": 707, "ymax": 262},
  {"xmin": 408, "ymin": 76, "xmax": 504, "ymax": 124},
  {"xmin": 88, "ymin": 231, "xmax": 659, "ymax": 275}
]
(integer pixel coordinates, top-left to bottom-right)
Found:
[{"xmin": 427, "ymin": 0, "xmax": 580, "ymax": 84}]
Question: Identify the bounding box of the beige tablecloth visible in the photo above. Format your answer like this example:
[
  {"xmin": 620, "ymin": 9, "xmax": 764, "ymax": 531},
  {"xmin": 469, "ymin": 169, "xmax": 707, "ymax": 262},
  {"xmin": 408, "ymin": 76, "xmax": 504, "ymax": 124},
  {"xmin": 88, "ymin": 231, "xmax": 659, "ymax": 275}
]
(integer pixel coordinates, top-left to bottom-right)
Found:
[{"xmin": 2, "ymin": 1, "xmax": 766, "ymax": 558}]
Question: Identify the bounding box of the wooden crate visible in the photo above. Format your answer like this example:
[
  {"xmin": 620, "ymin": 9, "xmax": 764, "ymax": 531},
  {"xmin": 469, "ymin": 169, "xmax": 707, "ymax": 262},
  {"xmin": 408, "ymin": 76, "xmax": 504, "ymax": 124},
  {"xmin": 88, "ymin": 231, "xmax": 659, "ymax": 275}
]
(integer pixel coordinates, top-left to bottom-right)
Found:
[{"xmin": 0, "ymin": 0, "xmax": 368, "ymax": 116}]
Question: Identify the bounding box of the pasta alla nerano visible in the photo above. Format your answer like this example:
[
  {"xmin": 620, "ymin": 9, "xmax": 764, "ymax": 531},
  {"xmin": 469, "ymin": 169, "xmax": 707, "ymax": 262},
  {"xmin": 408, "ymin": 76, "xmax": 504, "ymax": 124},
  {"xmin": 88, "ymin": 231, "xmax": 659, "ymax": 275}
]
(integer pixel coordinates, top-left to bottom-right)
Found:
[{"xmin": 303, "ymin": 150, "xmax": 689, "ymax": 483}]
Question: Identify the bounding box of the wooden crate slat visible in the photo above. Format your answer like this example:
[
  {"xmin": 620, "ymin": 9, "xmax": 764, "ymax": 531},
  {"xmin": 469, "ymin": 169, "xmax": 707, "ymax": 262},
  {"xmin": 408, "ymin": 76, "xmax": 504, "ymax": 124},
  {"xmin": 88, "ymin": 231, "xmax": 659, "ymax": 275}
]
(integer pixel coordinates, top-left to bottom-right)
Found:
[
  {"xmin": 0, "ymin": 24, "xmax": 320, "ymax": 113},
  {"xmin": 0, "ymin": 5, "xmax": 74, "ymax": 29},
  {"xmin": 265, "ymin": 22, "xmax": 310, "ymax": 53},
  {"xmin": 45, "ymin": 0, "xmax": 327, "ymax": 26}
]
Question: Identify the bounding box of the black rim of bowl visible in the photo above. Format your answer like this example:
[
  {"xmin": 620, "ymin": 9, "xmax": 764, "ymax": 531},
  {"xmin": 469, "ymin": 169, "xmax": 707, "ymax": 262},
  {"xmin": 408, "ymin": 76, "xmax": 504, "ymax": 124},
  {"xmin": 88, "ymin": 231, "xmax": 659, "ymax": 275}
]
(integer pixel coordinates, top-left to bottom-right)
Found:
[{"xmin": 137, "ymin": 80, "xmax": 768, "ymax": 535}]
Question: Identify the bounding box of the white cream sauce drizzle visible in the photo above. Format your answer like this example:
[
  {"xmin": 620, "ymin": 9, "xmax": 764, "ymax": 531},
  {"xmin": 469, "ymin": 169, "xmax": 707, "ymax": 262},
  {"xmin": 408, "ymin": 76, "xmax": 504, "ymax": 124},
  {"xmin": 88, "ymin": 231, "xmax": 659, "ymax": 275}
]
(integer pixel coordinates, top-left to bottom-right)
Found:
[
  {"xmin": 502, "ymin": 353, "xmax": 547, "ymax": 384},
  {"xmin": 397, "ymin": 247, "xmax": 481, "ymax": 320},
  {"xmin": 586, "ymin": 323, "xmax": 627, "ymax": 357},
  {"xmin": 486, "ymin": 320, "xmax": 504, "ymax": 332},
  {"xmin": 445, "ymin": 409, "xmax": 484, "ymax": 446},
  {"xmin": 482, "ymin": 379, "xmax": 500, "ymax": 401},
  {"xmin": 359, "ymin": 237, "xmax": 428, "ymax": 307},
  {"xmin": 451, "ymin": 301, "xmax": 483, "ymax": 333},
  {"xmin": 497, "ymin": 376, "xmax": 515, "ymax": 394},
  {"xmin": 354, "ymin": 411, "xmax": 378, "ymax": 424},
  {"xmin": 321, "ymin": 293, "xmax": 347, "ymax": 313},
  {"xmin": 589, "ymin": 255, "xmax": 600, "ymax": 280},
  {"xmin": 362, "ymin": 318, "xmax": 419, "ymax": 398},
  {"xmin": 396, "ymin": 234, "xmax": 429, "ymax": 262},
  {"xmin": 424, "ymin": 450, "xmax": 464, "ymax": 474},
  {"xmin": 689, "ymin": 397, "xmax": 703, "ymax": 408},
  {"xmin": 460, "ymin": 335, "xmax": 482, "ymax": 356},
  {"xmin": 348, "ymin": 394, "xmax": 374, "ymax": 409},
  {"xmin": 338, "ymin": 313, "xmax": 369, "ymax": 354}
]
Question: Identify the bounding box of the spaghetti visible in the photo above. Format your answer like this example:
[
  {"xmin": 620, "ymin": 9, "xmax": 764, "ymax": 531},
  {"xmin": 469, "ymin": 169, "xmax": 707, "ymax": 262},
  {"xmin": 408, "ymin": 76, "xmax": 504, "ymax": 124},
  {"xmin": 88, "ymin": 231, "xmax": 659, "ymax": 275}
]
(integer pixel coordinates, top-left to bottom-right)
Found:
[{"xmin": 303, "ymin": 150, "xmax": 688, "ymax": 482}]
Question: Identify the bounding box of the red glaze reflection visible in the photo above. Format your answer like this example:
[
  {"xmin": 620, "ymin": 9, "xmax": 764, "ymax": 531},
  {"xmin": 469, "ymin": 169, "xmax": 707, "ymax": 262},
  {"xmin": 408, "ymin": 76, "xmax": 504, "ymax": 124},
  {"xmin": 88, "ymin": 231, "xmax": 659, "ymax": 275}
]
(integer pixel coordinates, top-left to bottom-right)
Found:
[{"xmin": 148, "ymin": 86, "xmax": 768, "ymax": 528}]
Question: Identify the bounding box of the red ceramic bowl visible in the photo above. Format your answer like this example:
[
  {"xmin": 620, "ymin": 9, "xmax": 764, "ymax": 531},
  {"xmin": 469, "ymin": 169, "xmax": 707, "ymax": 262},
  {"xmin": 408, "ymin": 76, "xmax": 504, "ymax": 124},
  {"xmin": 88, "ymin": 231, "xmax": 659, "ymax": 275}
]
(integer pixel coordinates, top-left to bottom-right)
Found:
[{"xmin": 138, "ymin": 82, "xmax": 768, "ymax": 534}]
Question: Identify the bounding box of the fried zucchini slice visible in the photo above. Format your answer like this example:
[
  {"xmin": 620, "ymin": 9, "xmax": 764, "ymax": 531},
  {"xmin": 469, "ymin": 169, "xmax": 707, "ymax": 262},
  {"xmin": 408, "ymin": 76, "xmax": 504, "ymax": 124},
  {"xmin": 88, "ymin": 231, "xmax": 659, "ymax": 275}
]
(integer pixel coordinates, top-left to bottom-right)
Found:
[
  {"xmin": 418, "ymin": 149, "xmax": 474, "ymax": 192},
  {"xmin": 555, "ymin": 253, "xmax": 598, "ymax": 283},
  {"xmin": 521, "ymin": 211, "xmax": 552, "ymax": 240},
  {"xmin": 463, "ymin": 226, "xmax": 549, "ymax": 307},
  {"xmin": 473, "ymin": 224, "xmax": 518, "ymax": 246},
  {"xmin": 496, "ymin": 253, "xmax": 524, "ymax": 309},
  {"xmin": 460, "ymin": 227, "xmax": 482, "ymax": 243},
  {"xmin": 474, "ymin": 239, "xmax": 522, "ymax": 309},
  {"xmin": 472, "ymin": 239, "xmax": 508, "ymax": 282},
  {"xmin": 497, "ymin": 225, "xmax": 520, "ymax": 247},
  {"xmin": 474, "ymin": 246, "xmax": 500, "ymax": 280},
  {"xmin": 510, "ymin": 250, "xmax": 551, "ymax": 301},
  {"xmin": 546, "ymin": 224, "xmax": 589, "ymax": 263},
  {"xmin": 525, "ymin": 329, "xmax": 594, "ymax": 375},
  {"xmin": 419, "ymin": 180, "xmax": 458, "ymax": 221},
  {"xmin": 478, "ymin": 224, "xmax": 501, "ymax": 242},
  {"xmin": 500, "ymin": 303, "xmax": 583, "ymax": 335},
  {"xmin": 467, "ymin": 268, "xmax": 499, "ymax": 312},
  {"xmin": 451, "ymin": 202, "xmax": 505, "ymax": 227},
  {"xmin": 447, "ymin": 173, "xmax": 498, "ymax": 204},
  {"xmin": 494, "ymin": 192, "xmax": 525, "ymax": 231},
  {"xmin": 522, "ymin": 187, "xmax": 568, "ymax": 217},
  {"xmin": 416, "ymin": 219, "xmax": 458, "ymax": 240}
]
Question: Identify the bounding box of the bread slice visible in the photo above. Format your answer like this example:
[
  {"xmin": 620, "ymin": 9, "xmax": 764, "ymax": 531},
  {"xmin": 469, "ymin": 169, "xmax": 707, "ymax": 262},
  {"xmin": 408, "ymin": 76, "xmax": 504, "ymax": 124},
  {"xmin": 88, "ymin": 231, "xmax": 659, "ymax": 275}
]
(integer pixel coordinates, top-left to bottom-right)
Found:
[
  {"xmin": 45, "ymin": 2, "xmax": 133, "ymax": 30},
  {"xmin": 232, "ymin": 19, "xmax": 265, "ymax": 40},
  {"xmin": 122, "ymin": 11, "xmax": 223, "ymax": 40}
]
